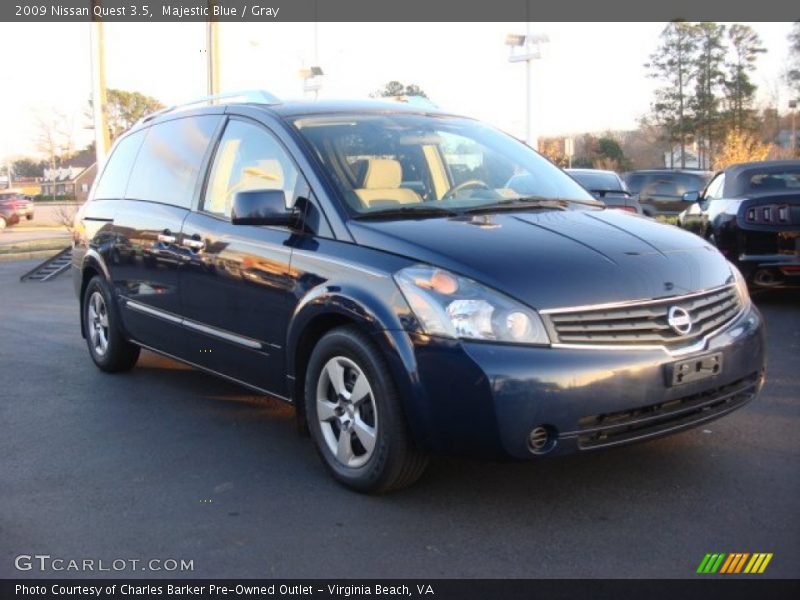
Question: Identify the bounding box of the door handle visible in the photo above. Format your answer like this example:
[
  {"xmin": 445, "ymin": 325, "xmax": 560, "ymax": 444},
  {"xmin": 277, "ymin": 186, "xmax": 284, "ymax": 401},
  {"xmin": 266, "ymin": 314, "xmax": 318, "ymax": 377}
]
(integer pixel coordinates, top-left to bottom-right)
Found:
[
  {"xmin": 157, "ymin": 232, "xmax": 176, "ymax": 244},
  {"xmin": 181, "ymin": 237, "xmax": 205, "ymax": 251}
]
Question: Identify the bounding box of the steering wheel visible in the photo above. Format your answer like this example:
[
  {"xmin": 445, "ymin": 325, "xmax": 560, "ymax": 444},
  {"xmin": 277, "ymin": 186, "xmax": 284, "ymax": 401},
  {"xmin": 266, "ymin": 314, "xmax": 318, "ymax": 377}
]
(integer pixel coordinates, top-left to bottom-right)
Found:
[{"xmin": 442, "ymin": 179, "xmax": 491, "ymax": 200}]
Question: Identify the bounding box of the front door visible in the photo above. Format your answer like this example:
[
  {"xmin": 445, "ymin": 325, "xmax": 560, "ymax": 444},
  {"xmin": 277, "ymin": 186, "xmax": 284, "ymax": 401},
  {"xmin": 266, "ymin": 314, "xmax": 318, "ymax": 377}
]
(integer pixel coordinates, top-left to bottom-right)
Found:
[{"xmin": 179, "ymin": 118, "xmax": 306, "ymax": 396}]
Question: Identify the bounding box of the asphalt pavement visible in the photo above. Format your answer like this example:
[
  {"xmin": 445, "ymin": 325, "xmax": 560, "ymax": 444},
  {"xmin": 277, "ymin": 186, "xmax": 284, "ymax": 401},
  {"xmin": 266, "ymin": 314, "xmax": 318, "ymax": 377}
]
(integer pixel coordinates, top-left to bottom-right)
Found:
[{"xmin": 0, "ymin": 259, "xmax": 798, "ymax": 579}]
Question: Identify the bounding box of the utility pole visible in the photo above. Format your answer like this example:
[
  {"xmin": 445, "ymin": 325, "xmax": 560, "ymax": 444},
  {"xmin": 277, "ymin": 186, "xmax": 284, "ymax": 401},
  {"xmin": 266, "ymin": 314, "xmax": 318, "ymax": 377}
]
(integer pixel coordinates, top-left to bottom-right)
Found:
[
  {"xmin": 90, "ymin": 1, "xmax": 110, "ymax": 165},
  {"xmin": 206, "ymin": 2, "xmax": 221, "ymax": 96},
  {"xmin": 790, "ymin": 100, "xmax": 798, "ymax": 157}
]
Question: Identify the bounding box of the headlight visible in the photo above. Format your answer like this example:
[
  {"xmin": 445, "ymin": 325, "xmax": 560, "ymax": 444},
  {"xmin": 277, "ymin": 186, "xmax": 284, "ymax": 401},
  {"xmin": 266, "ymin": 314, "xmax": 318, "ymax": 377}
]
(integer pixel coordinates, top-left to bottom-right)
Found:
[
  {"xmin": 730, "ymin": 263, "xmax": 751, "ymax": 308},
  {"xmin": 394, "ymin": 265, "xmax": 550, "ymax": 345}
]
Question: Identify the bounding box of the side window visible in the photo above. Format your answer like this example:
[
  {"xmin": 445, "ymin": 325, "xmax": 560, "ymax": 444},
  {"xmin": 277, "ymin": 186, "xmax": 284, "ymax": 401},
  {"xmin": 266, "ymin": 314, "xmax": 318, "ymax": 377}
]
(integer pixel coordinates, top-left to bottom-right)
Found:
[
  {"xmin": 203, "ymin": 119, "xmax": 300, "ymax": 218},
  {"xmin": 704, "ymin": 174, "xmax": 725, "ymax": 200},
  {"xmin": 126, "ymin": 116, "xmax": 219, "ymax": 208},
  {"xmin": 91, "ymin": 130, "xmax": 145, "ymax": 200}
]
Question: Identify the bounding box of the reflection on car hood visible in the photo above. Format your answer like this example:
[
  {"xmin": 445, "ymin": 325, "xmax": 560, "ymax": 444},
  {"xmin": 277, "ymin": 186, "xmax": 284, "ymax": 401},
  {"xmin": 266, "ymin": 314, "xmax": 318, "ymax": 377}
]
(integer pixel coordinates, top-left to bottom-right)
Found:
[{"xmin": 349, "ymin": 209, "xmax": 733, "ymax": 309}]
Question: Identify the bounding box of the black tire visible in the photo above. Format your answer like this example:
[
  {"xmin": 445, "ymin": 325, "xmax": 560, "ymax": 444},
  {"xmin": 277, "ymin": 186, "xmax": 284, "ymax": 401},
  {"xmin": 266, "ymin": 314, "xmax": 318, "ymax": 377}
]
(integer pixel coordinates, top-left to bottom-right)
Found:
[
  {"xmin": 82, "ymin": 275, "xmax": 140, "ymax": 373},
  {"xmin": 26, "ymin": 214, "xmax": 33, "ymax": 221},
  {"xmin": 305, "ymin": 326, "xmax": 428, "ymax": 493}
]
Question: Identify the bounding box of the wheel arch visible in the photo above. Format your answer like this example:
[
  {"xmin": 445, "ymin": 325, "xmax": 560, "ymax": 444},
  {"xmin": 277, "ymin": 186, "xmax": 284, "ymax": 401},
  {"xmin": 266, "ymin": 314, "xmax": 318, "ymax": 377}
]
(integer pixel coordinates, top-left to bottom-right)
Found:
[
  {"xmin": 285, "ymin": 284, "xmax": 416, "ymax": 436},
  {"xmin": 78, "ymin": 251, "xmax": 112, "ymax": 338}
]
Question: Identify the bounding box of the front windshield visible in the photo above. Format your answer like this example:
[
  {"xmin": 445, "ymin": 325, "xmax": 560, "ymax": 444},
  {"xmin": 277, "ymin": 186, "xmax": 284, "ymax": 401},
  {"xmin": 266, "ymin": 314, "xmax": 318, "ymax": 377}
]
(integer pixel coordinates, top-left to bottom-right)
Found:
[{"xmin": 292, "ymin": 113, "xmax": 595, "ymax": 215}]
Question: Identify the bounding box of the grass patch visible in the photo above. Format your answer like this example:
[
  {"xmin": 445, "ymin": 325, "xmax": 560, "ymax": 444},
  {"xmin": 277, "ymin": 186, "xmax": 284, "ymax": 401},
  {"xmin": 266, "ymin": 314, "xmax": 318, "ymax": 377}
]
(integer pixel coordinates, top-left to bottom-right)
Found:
[
  {"xmin": 0, "ymin": 237, "xmax": 70, "ymax": 255},
  {"xmin": 656, "ymin": 215, "xmax": 679, "ymax": 226}
]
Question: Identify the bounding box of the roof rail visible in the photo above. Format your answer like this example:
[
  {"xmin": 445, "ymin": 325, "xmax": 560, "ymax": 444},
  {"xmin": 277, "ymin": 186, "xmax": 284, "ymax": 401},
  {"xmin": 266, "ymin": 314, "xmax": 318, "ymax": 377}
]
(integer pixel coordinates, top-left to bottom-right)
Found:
[{"xmin": 139, "ymin": 89, "xmax": 281, "ymax": 124}]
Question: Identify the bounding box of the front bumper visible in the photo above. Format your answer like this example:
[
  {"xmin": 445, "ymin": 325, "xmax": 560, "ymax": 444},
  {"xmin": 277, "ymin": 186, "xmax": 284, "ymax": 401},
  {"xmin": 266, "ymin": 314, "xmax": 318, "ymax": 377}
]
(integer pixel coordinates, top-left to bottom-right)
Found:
[{"xmin": 395, "ymin": 303, "xmax": 765, "ymax": 459}]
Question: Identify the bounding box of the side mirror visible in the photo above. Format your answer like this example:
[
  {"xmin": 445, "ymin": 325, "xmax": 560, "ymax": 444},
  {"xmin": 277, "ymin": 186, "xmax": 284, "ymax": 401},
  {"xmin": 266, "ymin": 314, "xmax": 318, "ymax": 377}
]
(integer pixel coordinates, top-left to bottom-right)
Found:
[
  {"xmin": 682, "ymin": 190, "xmax": 700, "ymax": 202},
  {"xmin": 231, "ymin": 189, "xmax": 298, "ymax": 227}
]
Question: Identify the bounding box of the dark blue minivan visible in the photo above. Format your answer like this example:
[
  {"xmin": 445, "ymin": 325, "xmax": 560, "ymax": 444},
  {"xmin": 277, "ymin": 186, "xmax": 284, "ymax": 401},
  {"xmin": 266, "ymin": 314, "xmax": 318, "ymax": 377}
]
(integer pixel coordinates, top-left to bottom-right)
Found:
[{"xmin": 73, "ymin": 93, "xmax": 766, "ymax": 492}]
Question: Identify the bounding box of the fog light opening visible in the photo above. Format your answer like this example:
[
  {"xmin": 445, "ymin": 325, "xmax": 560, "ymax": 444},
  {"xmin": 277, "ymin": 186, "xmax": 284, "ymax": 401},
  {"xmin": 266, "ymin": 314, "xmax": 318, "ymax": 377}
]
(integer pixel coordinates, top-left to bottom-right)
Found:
[{"xmin": 528, "ymin": 425, "xmax": 557, "ymax": 455}]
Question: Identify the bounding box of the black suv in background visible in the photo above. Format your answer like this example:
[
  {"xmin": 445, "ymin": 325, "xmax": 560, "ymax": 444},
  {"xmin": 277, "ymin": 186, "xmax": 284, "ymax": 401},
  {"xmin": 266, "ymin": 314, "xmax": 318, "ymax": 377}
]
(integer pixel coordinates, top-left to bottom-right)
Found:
[
  {"xmin": 565, "ymin": 168, "xmax": 643, "ymax": 214},
  {"xmin": 624, "ymin": 169, "xmax": 713, "ymax": 216},
  {"xmin": 73, "ymin": 92, "xmax": 765, "ymax": 492}
]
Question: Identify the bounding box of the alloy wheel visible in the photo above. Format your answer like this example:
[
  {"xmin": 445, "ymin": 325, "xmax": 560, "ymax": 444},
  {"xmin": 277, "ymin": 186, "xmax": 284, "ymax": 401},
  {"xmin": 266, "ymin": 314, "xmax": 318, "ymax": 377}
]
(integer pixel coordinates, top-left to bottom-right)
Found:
[
  {"xmin": 87, "ymin": 291, "xmax": 110, "ymax": 357},
  {"xmin": 316, "ymin": 356, "xmax": 378, "ymax": 469}
]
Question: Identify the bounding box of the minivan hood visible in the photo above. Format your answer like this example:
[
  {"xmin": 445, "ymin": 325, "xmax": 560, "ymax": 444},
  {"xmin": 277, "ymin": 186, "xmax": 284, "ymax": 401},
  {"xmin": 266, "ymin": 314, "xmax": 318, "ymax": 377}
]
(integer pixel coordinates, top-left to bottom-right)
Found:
[{"xmin": 348, "ymin": 209, "xmax": 734, "ymax": 310}]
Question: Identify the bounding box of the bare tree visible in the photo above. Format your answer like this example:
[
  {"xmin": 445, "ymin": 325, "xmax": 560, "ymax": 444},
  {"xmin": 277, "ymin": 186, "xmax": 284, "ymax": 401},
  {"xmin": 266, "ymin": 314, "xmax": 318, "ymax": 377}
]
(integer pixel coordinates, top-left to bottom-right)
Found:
[
  {"xmin": 34, "ymin": 110, "xmax": 75, "ymax": 201},
  {"xmin": 53, "ymin": 203, "xmax": 79, "ymax": 233}
]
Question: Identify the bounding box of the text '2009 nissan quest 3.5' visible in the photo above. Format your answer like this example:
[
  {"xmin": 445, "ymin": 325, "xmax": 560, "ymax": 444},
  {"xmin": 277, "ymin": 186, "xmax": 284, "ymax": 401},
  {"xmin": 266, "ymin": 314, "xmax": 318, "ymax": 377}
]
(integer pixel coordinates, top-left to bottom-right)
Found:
[{"xmin": 73, "ymin": 91, "xmax": 766, "ymax": 492}]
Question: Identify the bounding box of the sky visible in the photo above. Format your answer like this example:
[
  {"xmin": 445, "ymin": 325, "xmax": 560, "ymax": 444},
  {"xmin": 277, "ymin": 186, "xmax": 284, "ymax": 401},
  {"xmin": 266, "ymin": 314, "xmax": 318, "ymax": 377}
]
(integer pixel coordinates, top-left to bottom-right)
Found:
[{"xmin": 0, "ymin": 21, "xmax": 795, "ymax": 161}]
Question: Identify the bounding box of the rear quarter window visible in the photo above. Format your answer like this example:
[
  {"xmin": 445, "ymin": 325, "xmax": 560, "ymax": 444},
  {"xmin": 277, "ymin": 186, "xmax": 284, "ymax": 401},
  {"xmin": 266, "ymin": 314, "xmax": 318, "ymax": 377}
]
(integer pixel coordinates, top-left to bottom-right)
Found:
[
  {"xmin": 125, "ymin": 115, "xmax": 220, "ymax": 208},
  {"xmin": 91, "ymin": 130, "xmax": 146, "ymax": 200}
]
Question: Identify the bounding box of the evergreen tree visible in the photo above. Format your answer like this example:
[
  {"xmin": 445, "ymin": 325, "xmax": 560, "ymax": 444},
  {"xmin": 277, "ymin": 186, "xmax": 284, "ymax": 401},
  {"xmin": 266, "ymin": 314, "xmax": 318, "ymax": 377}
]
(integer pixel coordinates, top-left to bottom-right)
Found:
[
  {"xmin": 646, "ymin": 21, "xmax": 698, "ymax": 168},
  {"xmin": 724, "ymin": 24, "xmax": 767, "ymax": 132},
  {"xmin": 690, "ymin": 22, "xmax": 726, "ymax": 169}
]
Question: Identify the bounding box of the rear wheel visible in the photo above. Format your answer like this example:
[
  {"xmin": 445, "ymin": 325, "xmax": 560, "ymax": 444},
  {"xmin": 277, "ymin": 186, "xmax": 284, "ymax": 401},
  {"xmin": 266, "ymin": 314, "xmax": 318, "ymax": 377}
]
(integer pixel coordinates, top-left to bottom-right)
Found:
[
  {"xmin": 305, "ymin": 326, "xmax": 428, "ymax": 493},
  {"xmin": 82, "ymin": 275, "xmax": 140, "ymax": 372}
]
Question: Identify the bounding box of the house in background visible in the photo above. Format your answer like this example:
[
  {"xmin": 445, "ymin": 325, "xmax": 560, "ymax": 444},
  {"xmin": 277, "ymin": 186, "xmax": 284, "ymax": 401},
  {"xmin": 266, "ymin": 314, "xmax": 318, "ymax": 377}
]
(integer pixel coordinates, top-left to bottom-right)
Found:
[{"xmin": 41, "ymin": 163, "xmax": 97, "ymax": 202}]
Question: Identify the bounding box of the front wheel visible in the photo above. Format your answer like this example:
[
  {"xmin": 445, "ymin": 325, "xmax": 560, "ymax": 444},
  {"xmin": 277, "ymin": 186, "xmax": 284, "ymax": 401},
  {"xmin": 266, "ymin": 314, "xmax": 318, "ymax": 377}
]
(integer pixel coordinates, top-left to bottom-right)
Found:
[
  {"xmin": 305, "ymin": 326, "xmax": 428, "ymax": 493},
  {"xmin": 82, "ymin": 276, "xmax": 140, "ymax": 372}
]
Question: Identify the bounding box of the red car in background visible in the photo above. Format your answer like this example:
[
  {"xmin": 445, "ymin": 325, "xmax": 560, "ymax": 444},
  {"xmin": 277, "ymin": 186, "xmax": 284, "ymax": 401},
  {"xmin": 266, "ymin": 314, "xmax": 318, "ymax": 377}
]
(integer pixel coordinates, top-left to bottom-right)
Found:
[
  {"xmin": 0, "ymin": 199, "xmax": 21, "ymax": 231},
  {"xmin": 0, "ymin": 193, "xmax": 34, "ymax": 221}
]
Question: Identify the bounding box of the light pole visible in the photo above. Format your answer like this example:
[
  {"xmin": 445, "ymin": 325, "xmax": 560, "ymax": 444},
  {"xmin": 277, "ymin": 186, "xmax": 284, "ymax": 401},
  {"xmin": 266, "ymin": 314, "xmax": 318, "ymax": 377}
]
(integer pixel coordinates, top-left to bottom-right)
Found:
[
  {"xmin": 299, "ymin": 22, "xmax": 324, "ymax": 100},
  {"xmin": 506, "ymin": 26, "xmax": 548, "ymax": 150},
  {"xmin": 790, "ymin": 99, "xmax": 797, "ymax": 157}
]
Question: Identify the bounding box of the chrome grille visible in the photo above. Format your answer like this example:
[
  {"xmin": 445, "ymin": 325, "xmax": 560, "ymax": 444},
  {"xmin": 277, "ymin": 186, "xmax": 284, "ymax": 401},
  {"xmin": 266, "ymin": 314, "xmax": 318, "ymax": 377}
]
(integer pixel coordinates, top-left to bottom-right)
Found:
[{"xmin": 542, "ymin": 285, "xmax": 742, "ymax": 348}]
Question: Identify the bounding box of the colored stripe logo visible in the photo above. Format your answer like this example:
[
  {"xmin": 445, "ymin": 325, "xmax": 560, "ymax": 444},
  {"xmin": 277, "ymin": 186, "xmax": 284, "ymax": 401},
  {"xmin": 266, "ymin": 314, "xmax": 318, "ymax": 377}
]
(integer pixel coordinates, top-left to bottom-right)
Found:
[{"xmin": 697, "ymin": 553, "xmax": 773, "ymax": 574}]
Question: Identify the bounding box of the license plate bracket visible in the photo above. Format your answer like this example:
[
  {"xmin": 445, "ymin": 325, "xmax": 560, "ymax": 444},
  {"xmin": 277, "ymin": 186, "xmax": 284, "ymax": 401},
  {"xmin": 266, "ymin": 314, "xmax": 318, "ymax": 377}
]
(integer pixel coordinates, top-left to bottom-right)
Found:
[{"xmin": 668, "ymin": 352, "xmax": 723, "ymax": 386}]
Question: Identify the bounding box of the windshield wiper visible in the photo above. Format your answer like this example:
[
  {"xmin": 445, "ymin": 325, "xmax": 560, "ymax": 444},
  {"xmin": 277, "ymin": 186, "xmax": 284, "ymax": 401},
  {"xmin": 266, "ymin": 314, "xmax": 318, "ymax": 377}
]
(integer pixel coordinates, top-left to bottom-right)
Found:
[
  {"xmin": 353, "ymin": 205, "xmax": 459, "ymax": 221},
  {"xmin": 462, "ymin": 196, "xmax": 570, "ymax": 214}
]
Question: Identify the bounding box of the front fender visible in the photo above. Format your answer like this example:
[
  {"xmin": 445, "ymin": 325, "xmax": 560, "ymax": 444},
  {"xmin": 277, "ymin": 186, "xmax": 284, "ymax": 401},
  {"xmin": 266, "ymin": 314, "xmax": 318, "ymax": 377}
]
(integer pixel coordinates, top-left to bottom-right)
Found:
[
  {"xmin": 285, "ymin": 281, "xmax": 418, "ymax": 376},
  {"xmin": 285, "ymin": 281, "xmax": 442, "ymax": 449}
]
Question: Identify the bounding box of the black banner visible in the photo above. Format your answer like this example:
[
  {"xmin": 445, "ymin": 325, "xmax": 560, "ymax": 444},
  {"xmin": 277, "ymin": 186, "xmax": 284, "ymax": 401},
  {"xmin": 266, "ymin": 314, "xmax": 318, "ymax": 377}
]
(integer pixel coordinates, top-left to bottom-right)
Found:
[
  {"xmin": 2, "ymin": 0, "xmax": 799, "ymax": 23},
  {"xmin": 3, "ymin": 579, "xmax": 800, "ymax": 600}
]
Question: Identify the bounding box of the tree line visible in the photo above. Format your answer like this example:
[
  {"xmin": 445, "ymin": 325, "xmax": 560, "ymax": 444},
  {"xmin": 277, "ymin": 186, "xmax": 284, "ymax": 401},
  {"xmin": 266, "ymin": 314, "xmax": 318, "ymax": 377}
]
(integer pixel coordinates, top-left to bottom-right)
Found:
[
  {"xmin": 541, "ymin": 22, "xmax": 799, "ymax": 172},
  {"xmin": 645, "ymin": 21, "xmax": 800, "ymax": 170}
]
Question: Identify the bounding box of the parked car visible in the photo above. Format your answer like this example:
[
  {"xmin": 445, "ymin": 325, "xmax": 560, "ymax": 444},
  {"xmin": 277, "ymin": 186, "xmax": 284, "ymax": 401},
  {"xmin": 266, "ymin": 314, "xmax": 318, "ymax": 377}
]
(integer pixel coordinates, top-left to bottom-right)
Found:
[
  {"xmin": 565, "ymin": 168, "xmax": 643, "ymax": 214},
  {"xmin": 678, "ymin": 160, "xmax": 800, "ymax": 288},
  {"xmin": 0, "ymin": 201, "xmax": 21, "ymax": 231},
  {"xmin": 0, "ymin": 192, "xmax": 34, "ymax": 221},
  {"xmin": 73, "ymin": 93, "xmax": 765, "ymax": 492},
  {"xmin": 624, "ymin": 169, "xmax": 713, "ymax": 216}
]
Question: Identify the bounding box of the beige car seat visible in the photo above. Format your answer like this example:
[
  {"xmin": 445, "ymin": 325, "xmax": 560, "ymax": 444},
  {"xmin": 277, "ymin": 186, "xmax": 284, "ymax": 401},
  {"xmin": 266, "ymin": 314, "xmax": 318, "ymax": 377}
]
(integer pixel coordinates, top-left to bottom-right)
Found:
[{"xmin": 353, "ymin": 159, "xmax": 421, "ymax": 207}]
